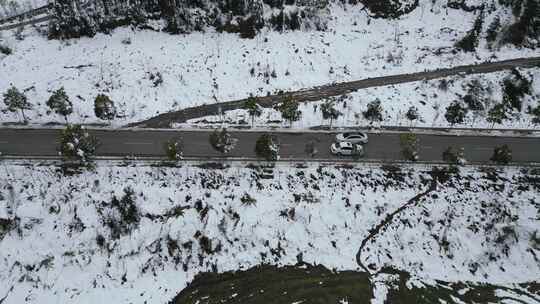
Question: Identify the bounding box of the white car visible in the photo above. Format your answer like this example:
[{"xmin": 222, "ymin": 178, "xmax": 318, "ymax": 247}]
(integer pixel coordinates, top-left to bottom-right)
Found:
[
  {"xmin": 330, "ymin": 141, "xmax": 364, "ymax": 156},
  {"xmin": 335, "ymin": 132, "xmax": 368, "ymax": 144}
]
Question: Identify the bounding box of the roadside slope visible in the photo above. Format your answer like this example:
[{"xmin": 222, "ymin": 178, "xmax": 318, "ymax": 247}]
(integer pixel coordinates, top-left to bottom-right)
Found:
[{"xmin": 131, "ymin": 57, "xmax": 540, "ymax": 128}]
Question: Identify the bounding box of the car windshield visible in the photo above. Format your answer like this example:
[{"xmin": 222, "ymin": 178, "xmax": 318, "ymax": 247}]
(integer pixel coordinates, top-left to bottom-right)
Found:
[{"xmin": 345, "ymin": 133, "xmax": 363, "ymax": 138}]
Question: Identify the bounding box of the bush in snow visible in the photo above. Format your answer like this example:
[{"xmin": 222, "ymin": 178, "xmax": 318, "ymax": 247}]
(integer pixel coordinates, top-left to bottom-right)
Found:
[
  {"xmin": 59, "ymin": 124, "xmax": 98, "ymax": 163},
  {"xmin": 405, "ymin": 106, "xmax": 421, "ymax": 125},
  {"xmin": 447, "ymin": 0, "xmax": 484, "ymax": 12},
  {"xmin": 48, "ymin": 0, "xmax": 97, "ymax": 39},
  {"xmin": 149, "ymin": 72, "xmax": 163, "ymax": 87},
  {"xmin": 0, "ymin": 217, "xmax": 19, "ymax": 241},
  {"xmin": 400, "ymin": 133, "xmax": 418, "ymax": 162},
  {"xmin": 217, "ymin": 15, "xmax": 264, "ymax": 39},
  {"xmin": 500, "ymin": 0, "xmax": 540, "ymax": 47},
  {"xmin": 445, "ymin": 101, "xmax": 468, "ymax": 125},
  {"xmin": 255, "ymin": 133, "xmax": 279, "ymax": 161},
  {"xmin": 196, "ymin": 233, "xmax": 221, "ymax": 255},
  {"xmin": 455, "ymin": 8, "xmax": 484, "ymax": 52},
  {"xmin": 463, "ymin": 79, "xmax": 486, "ymax": 112},
  {"xmin": 491, "ymin": 145, "xmax": 512, "ymax": 165},
  {"xmin": 276, "ymin": 94, "xmax": 301, "ymax": 123},
  {"xmin": 486, "ymin": 16, "xmax": 502, "ymax": 48},
  {"xmin": 528, "ymin": 103, "xmax": 540, "ymax": 125},
  {"xmin": 244, "ymin": 96, "xmax": 262, "ymax": 127},
  {"xmin": 269, "ymin": 9, "xmax": 301, "ymax": 32},
  {"xmin": 363, "ymin": 99, "xmax": 383, "ymax": 124},
  {"xmin": 277, "ymin": 95, "xmax": 301, "ymax": 126},
  {"xmin": 353, "ymin": 0, "xmax": 419, "ymax": 19},
  {"xmin": 48, "ymin": 0, "xmax": 329, "ymax": 39},
  {"xmin": 3, "ymin": 86, "xmax": 32, "ymax": 123},
  {"xmin": 438, "ymin": 79, "xmax": 450, "ymax": 91},
  {"xmin": 46, "ymin": 87, "xmax": 73, "ymax": 122},
  {"xmin": 501, "ymin": 70, "xmax": 532, "ymax": 112},
  {"xmin": 0, "ymin": 44, "xmax": 12, "ymax": 55},
  {"xmin": 463, "ymin": 79, "xmax": 488, "ymax": 125},
  {"xmin": 240, "ymin": 193, "xmax": 257, "ymax": 206},
  {"xmin": 165, "ymin": 138, "xmax": 183, "ymax": 161},
  {"xmin": 102, "ymin": 187, "xmax": 140, "ymax": 240},
  {"xmin": 487, "ymin": 103, "xmax": 508, "ymax": 127},
  {"xmin": 209, "ymin": 128, "xmax": 238, "ymax": 154},
  {"xmin": 94, "ymin": 94, "xmax": 117, "ymax": 122},
  {"xmin": 320, "ymin": 100, "xmax": 342, "ymax": 128},
  {"xmin": 267, "ymin": 4, "xmax": 328, "ymax": 33},
  {"xmin": 442, "ymin": 147, "xmax": 466, "ymax": 165}
]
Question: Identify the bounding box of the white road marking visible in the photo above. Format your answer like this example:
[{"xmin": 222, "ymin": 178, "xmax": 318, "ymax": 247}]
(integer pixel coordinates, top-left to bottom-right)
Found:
[{"xmin": 124, "ymin": 142, "xmax": 153, "ymax": 145}]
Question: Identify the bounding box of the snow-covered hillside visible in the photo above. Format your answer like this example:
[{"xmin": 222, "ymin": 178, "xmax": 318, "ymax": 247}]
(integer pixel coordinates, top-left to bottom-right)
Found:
[
  {"xmin": 0, "ymin": 162, "xmax": 538, "ymax": 303},
  {"xmin": 191, "ymin": 68, "xmax": 540, "ymax": 129},
  {"xmin": 0, "ymin": 1, "xmax": 538, "ymax": 127}
]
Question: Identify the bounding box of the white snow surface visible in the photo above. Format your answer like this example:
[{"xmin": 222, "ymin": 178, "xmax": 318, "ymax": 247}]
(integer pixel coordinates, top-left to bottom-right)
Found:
[
  {"xmin": 192, "ymin": 69, "xmax": 540, "ymax": 129},
  {"xmin": 0, "ymin": 163, "xmax": 538, "ymax": 303},
  {"xmin": 0, "ymin": 1, "xmax": 539, "ymax": 127}
]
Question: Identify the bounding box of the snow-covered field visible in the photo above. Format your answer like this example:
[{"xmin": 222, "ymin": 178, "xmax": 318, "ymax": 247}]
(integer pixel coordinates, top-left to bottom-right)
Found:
[
  {"xmin": 0, "ymin": 162, "xmax": 538, "ymax": 303},
  {"xmin": 0, "ymin": 1, "xmax": 538, "ymax": 128},
  {"xmin": 192, "ymin": 68, "xmax": 540, "ymax": 129}
]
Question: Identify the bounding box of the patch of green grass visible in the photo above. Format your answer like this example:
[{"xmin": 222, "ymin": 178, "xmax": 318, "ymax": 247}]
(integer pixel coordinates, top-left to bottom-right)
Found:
[
  {"xmin": 170, "ymin": 264, "xmax": 373, "ymax": 304},
  {"xmin": 383, "ymin": 268, "xmax": 539, "ymax": 304},
  {"xmin": 171, "ymin": 265, "xmax": 540, "ymax": 304}
]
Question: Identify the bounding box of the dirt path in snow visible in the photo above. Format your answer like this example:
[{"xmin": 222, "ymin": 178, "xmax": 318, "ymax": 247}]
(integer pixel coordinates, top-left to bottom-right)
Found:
[
  {"xmin": 130, "ymin": 56, "xmax": 540, "ymax": 128},
  {"xmin": 355, "ymin": 179, "xmax": 438, "ymax": 274},
  {"xmin": 0, "ymin": 16, "xmax": 50, "ymax": 31},
  {"xmin": 0, "ymin": 5, "xmax": 50, "ymax": 26}
]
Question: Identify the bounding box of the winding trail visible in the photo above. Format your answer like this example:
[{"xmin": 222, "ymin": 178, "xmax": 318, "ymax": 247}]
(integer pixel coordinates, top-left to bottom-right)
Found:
[
  {"xmin": 355, "ymin": 179, "xmax": 438, "ymax": 274},
  {"xmin": 0, "ymin": 15, "xmax": 50, "ymax": 31},
  {"xmin": 131, "ymin": 56, "xmax": 540, "ymax": 128},
  {"xmin": 0, "ymin": 4, "xmax": 50, "ymax": 26}
]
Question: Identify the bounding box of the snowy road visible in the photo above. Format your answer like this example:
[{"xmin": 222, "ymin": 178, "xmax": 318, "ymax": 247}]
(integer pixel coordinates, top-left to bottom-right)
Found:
[{"xmin": 1, "ymin": 128, "xmax": 539, "ymax": 164}]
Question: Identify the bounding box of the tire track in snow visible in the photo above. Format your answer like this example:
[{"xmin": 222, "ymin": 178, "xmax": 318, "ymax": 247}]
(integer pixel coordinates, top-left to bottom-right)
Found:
[{"xmin": 355, "ymin": 179, "xmax": 438, "ymax": 274}]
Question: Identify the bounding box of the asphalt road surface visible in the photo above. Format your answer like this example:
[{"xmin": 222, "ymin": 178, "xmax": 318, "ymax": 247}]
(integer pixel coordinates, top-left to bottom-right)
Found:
[{"xmin": 1, "ymin": 128, "xmax": 539, "ymax": 164}]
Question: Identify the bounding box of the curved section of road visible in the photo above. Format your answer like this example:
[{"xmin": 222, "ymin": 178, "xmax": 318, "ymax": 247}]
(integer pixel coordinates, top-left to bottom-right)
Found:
[
  {"xmin": 1, "ymin": 128, "xmax": 539, "ymax": 164},
  {"xmin": 131, "ymin": 57, "xmax": 540, "ymax": 128}
]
